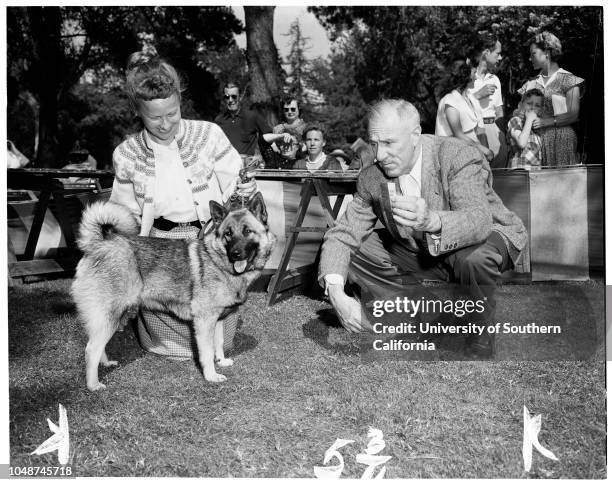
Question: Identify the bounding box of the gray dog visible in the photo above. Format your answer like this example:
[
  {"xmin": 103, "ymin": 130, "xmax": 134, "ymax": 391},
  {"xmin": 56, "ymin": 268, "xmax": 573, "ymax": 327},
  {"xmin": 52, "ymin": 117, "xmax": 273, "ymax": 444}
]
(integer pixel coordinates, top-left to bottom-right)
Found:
[{"xmin": 71, "ymin": 193, "xmax": 275, "ymax": 391}]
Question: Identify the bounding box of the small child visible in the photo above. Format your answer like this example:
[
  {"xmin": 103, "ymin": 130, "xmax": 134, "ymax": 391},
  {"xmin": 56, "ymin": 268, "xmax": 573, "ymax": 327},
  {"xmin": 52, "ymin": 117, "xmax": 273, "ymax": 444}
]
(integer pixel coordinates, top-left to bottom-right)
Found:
[{"xmin": 507, "ymin": 88, "xmax": 544, "ymax": 169}]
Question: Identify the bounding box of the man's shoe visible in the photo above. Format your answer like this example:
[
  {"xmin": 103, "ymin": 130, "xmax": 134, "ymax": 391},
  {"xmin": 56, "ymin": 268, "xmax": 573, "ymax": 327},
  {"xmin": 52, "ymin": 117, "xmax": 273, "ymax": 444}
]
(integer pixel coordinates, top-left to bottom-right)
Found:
[{"xmin": 464, "ymin": 333, "xmax": 495, "ymax": 359}]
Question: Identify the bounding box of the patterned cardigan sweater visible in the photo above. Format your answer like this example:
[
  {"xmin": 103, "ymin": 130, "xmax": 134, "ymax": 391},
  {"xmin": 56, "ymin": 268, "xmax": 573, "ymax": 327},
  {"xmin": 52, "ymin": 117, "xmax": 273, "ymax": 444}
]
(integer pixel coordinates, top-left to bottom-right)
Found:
[{"xmin": 110, "ymin": 119, "xmax": 242, "ymax": 236}]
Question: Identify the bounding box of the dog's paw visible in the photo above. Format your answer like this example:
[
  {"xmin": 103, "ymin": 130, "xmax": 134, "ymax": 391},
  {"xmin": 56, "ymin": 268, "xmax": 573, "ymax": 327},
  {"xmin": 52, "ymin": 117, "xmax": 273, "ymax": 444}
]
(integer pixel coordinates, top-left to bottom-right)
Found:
[
  {"xmin": 87, "ymin": 381, "xmax": 107, "ymax": 391},
  {"xmin": 216, "ymin": 358, "xmax": 234, "ymax": 367},
  {"xmin": 204, "ymin": 372, "xmax": 227, "ymax": 383}
]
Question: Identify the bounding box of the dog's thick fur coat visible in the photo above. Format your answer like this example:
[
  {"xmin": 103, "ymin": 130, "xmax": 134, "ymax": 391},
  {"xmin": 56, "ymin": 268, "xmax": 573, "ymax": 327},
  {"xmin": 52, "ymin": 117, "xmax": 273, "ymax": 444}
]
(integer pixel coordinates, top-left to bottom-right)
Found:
[{"xmin": 71, "ymin": 193, "xmax": 275, "ymax": 391}]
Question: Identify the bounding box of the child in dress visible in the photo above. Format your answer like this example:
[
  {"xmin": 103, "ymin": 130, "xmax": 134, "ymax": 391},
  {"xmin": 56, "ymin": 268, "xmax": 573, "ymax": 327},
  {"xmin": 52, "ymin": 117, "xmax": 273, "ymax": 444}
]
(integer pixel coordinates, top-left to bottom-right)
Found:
[{"xmin": 507, "ymin": 88, "xmax": 544, "ymax": 169}]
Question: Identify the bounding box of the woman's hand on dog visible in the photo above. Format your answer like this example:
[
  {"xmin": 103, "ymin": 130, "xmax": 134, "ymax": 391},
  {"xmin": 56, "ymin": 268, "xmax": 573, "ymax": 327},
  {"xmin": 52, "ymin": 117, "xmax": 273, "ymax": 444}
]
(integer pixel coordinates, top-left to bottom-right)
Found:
[{"xmin": 236, "ymin": 176, "xmax": 257, "ymax": 198}]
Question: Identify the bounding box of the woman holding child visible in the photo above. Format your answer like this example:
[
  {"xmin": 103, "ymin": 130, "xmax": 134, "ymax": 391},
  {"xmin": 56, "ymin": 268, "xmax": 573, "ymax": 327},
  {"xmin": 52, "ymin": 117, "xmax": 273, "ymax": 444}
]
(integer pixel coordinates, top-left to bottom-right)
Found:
[
  {"xmin": 518, "ymin": 31, "xmax": 584, "ymax": 166},
  {"xmin": 110, "ymin": 51, "xmax": 256, "ymax": 358}
]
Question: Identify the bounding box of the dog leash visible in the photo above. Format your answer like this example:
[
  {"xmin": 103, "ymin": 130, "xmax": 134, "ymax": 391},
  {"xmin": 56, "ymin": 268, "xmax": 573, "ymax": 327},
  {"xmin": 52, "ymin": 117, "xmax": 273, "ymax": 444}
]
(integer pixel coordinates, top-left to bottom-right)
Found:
[
  {"xmin": 198, "ymin": 219, "xmax": 215, "ymax": 239},
  {"xmin": 198, "ymin": 158, "xmax": 260, "ymax": 239}
]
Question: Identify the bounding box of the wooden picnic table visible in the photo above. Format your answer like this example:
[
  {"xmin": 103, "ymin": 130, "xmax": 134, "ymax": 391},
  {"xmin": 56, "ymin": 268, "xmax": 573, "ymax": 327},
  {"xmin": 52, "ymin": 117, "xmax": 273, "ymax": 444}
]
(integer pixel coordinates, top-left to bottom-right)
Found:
[
  {"xmin": 6, "ymin": 165, "xmax": 604, "ymax": 288},
  {"xmin": 7, "ymin": 168, "xmax": 114, "ymax": 262},
  {"xmin": 254, "ymin": 169, "xmax": 358, "ymax": 305}
]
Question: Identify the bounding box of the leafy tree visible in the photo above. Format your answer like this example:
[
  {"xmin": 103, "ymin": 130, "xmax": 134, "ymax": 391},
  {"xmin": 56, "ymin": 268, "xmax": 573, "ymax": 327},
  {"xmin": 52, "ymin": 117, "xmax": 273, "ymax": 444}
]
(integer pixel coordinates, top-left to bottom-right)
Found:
[
  {"xmin": 8, "ymin": 7, "xmax": 72, "ymax": 166},
  {"xmin": 310, "ymin": 6, "xmax": 603, "ymax": 162},
  {"xmin": 58, "ymin": 85, "xmax": 135, "ymax": 169},
  {"xmin": 305, "ymin": 47, "xmax": 369, "ymax": 148},
  {"xmin": 283, "ymin": 20, "xmax": 312, "ymax": 104},
  {"xmin": 276, "ymin": 18, "xmax": 367, "ymax": 149},
  {"xmin": 198, "ymin": 44, "xmax": 249, "ymax": 110},
  {"xmin": 80, "ymin": 7, "xmax": 242, "ymax": 120},
  {"xmin": 7, "ymin": 6, "xmax": 242, "ymax": 167}
]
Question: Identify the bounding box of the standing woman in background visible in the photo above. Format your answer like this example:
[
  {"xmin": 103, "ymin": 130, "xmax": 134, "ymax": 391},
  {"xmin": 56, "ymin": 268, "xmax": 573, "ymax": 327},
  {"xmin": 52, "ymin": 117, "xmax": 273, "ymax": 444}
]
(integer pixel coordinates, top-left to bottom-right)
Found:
[
  {"xmin": 518, "ymin": 32, "xmax": 584, "ymax": 166},
  {"xmin": 110, "ymin": 51, "xmax": 256, "ymax": 358},
  {"xmin": 435, "ymin": 59, "xmax": 494, "ymax": 162}
]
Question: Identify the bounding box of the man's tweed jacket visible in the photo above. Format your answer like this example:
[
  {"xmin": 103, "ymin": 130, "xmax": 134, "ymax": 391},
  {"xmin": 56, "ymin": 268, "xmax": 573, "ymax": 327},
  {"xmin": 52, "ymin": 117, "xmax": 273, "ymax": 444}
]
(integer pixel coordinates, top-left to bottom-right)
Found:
[
  {"xmin": 319, "ymin": 134, "xmax": 527, "ymax": 281},
  {"xmin": 110, "ymin": 119, "xmax": 242, "ymax": 236}
]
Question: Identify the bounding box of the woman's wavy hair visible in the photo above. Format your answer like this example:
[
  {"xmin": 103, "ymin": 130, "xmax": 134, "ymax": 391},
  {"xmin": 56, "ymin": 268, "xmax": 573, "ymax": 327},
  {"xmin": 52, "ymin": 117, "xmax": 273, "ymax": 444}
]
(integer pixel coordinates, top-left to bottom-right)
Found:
[
  {"xmin": 125, "ymin": 50, "xmax": 183, "ymax": 112},
  {"xmin": 475, "ymin": 32, "xmax": 499, "ymax": 58},
  {"xmin": 531, "ymin": 31, "xmax": 563, "ymax": 62},
  {"xmin": 441, "ymin": 58, "xmax": 475, "ymax": 94}
]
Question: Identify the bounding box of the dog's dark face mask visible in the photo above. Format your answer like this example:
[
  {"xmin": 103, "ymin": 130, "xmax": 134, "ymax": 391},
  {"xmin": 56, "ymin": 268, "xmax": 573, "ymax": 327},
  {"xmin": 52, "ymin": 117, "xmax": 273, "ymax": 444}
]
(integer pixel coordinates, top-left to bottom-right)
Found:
[{"xmin": 210, "ymin": 193, "xmax": 270, "ymax": 274}]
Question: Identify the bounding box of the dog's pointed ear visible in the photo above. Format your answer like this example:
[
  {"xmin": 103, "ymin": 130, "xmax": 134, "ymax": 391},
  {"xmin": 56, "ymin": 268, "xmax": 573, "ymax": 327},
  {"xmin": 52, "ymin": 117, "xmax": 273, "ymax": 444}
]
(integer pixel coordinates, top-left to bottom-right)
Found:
[
  {"xmin": 247, "ymin": 192, "xmax": 268, "ymax": 226},
  {"xmin": 209, "ymin": 200, "xmax": 228, "ymax": 226}
]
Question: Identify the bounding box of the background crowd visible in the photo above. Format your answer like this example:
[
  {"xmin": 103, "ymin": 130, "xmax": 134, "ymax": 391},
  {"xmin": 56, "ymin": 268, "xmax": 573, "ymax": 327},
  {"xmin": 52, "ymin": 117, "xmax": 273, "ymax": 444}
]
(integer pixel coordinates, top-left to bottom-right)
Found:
[
  {"xmin": 7, "ymin": 6, "xmax": 602, "ymax": 171},
  {"xmin": 205, "ymin": 30, "xmax": 583, "ymax": 172}
]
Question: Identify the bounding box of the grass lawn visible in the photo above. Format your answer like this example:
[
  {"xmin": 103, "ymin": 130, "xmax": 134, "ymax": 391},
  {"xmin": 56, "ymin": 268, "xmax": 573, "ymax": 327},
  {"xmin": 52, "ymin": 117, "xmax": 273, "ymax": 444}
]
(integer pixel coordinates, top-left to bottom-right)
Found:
[{"xmin": 8, "ymin": 278, "xmax": 606, "ymax": 478}]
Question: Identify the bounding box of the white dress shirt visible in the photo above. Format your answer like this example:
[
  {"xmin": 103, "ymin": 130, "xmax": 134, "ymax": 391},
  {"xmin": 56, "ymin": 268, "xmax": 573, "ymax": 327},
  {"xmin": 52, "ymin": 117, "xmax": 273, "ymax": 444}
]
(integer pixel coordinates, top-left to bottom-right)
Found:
[
  {"xmin": 470, "ymin": 72, "xmax": 502, "ymax": 120},
  {"xmin": 435, "ymin": 90, "xmax": 480, "ymax": 142},
  {"xmin": 325, "ymin": 147, "xmax": 425, "ymax": 289},
  {"xmin": 147, "ymin": 132, "xmax": 199, "ymax": 223}
]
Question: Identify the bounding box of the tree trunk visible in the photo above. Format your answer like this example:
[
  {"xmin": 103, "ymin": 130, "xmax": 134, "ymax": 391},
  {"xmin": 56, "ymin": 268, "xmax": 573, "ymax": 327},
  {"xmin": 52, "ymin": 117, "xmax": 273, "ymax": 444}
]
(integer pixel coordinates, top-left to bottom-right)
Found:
[
  {"xmin": 27, "ymin": 7, "xmax": 63, "ymax": 167},
  {"xmin": 244, "ymin": 6, "xmax": 282, "ymax": 125}
]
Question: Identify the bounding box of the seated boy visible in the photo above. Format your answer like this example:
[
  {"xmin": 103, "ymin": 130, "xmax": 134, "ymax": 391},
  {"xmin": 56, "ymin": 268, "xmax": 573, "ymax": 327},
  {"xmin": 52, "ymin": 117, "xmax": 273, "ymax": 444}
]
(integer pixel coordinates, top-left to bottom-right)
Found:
[
  {"xmin": 259, "ymin": 132, "xmax": 304, "ymax": 169},
  {"xmin": 293, "ymin": 124, "xmax": 343, "ymax": 171},
  {"xmin": 507, "ymin": 88, "xmax": 544, "ymax": 170}
]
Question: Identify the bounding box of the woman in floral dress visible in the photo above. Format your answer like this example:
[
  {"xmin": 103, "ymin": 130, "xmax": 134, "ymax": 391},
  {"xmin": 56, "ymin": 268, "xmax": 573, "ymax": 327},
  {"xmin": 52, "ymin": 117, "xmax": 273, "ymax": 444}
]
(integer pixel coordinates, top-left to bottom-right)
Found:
[{"xmin": 518, "ymin": 32, "xmax": 584, "ymax": 166}]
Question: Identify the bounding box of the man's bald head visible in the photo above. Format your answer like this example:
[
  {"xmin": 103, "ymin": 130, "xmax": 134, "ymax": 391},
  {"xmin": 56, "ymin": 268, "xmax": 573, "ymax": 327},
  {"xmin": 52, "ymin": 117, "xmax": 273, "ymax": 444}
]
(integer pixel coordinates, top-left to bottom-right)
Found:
[{"xmin": 367, "ymin": 99, "xmax": 422, "ymax": 178}]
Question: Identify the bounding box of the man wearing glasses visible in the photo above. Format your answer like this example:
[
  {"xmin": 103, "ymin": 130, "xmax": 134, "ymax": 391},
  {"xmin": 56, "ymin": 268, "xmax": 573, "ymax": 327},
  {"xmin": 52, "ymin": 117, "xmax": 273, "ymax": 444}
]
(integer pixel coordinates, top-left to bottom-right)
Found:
[
  {"xmin": 273, "ymin": 97, "xmax": 307, "ymax": 139},
  {"xmin": 214, "ymin": 82, "xmax": 273, "ymax": 156}
]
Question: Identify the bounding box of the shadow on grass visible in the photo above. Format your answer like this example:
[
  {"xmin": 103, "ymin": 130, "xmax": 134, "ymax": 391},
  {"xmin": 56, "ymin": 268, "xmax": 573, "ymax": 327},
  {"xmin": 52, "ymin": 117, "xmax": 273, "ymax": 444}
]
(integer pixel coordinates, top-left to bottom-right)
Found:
[
  {"xmin": 10, "ymin": 385, "xmax": 78, "ymax": 439},
  {"xmin": 104, "ymin": 319, "xmax": 148, "ymax": 368},
  {"xmin": 302, "ymin": 308, "xmax": 360, "ymax": 356},
  {"xmin": 229, "ymin": 331, "xmax": 258, "ymax": 356},
  {"xmin": 51, "ymin": 300, "xmax": 77, "ymax": 315},
  {"xmin": 10, "ymin": 319, "xmax": 146, "ymax": 413}
]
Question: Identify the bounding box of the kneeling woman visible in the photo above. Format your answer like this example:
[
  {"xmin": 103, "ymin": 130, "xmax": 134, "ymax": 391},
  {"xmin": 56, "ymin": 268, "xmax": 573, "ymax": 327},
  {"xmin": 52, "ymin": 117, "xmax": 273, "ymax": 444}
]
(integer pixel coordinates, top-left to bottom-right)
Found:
[{"xmin": 110, "ymin": 51, "xmax": 256, "ymax": 358}]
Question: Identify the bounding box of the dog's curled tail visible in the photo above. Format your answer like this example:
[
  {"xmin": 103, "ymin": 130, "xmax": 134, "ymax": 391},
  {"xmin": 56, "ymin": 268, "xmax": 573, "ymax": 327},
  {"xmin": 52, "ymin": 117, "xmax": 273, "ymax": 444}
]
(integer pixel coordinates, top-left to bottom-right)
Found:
[{"xmin": 77, "ymin": 201, "xmax": 139, "ymax": 252}]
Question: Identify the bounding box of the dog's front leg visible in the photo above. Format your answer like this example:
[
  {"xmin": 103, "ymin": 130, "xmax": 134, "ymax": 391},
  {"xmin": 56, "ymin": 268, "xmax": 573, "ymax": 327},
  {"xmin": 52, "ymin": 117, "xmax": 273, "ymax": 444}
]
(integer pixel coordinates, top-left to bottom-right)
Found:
[
  {"xmin": 214, "ymin": 317, "xmax": 233, "ymax": 368},
  {"xmin": 193, "ymin": 315, "xmax": 227, "ymax": 383}
]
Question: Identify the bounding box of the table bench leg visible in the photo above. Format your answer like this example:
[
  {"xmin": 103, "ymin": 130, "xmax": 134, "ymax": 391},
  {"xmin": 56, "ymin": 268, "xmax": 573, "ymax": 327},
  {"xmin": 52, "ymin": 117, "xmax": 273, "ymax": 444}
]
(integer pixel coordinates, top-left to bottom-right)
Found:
[
  {"xmin": 51, "ymin": 189, "xmax": 77, "ymax": 250},
  {"xmin": 267, "ymin": 181, "xmax": 314, "ymax": 305},
  {"xmin": 313, "ymin": 179, "xmax": 337, "ymax": 228},
  {"xmin": 23, "ymin": 190, "xmax": 51, "ymax": 260},
  {"xmin": 331, "ymin": 194, "xmax": 346, "ymax": 220}
]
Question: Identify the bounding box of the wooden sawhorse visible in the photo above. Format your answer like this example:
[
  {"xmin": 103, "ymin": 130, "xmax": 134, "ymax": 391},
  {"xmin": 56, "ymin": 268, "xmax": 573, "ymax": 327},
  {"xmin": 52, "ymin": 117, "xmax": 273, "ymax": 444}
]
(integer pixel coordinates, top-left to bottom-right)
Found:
[{"xmin": 263, "ymin": 172, "xmax": 357, "ymax": 305}]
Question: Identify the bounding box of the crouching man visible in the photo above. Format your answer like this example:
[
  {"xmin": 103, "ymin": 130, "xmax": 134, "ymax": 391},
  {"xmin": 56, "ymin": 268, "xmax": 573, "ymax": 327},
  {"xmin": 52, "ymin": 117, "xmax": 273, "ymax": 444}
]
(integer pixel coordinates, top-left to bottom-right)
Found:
[{"xmin": 319, "ymin": 99, "xmax": 527, "ymax": 357}]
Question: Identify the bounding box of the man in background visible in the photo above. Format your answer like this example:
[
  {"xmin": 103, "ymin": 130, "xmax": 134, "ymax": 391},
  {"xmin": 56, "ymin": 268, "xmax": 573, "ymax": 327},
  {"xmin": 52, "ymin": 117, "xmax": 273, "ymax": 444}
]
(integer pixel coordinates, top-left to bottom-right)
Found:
[{"xmin": 215, "ymin": 82, "xmax": 273, "ymax": 157}]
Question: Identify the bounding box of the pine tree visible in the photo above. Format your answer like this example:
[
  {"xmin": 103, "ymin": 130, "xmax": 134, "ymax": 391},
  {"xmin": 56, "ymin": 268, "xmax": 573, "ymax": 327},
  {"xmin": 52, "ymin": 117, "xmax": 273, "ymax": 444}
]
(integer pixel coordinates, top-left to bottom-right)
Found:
[{"xmin": 283, "ymin": 19, "xmax": 312, "ymax": 103}]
